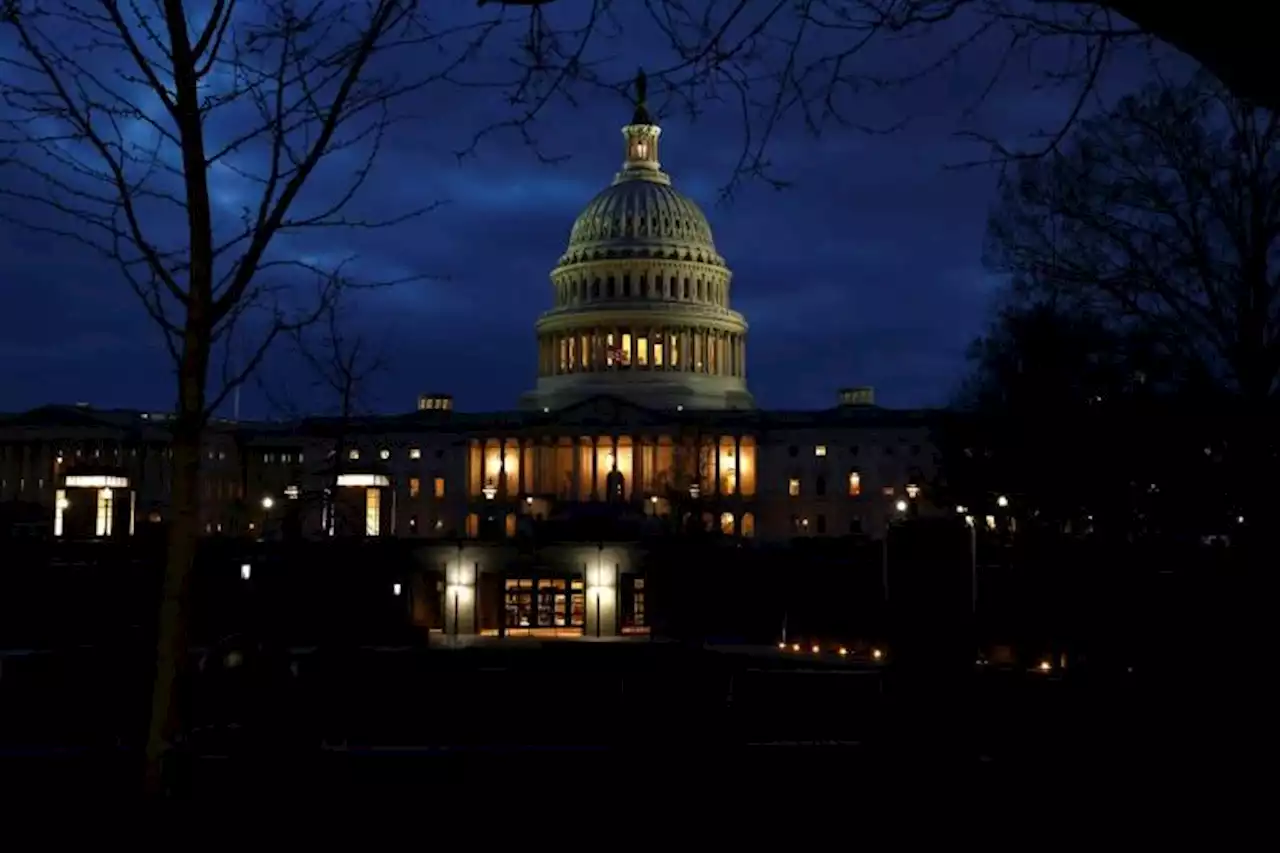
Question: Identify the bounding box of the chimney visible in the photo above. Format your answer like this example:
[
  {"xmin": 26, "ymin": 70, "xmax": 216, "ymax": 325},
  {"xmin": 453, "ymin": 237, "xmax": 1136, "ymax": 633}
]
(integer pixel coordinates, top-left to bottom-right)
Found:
[{"xmin": 838, "ymin": 387, "xmax": 875, "ymax": 407}]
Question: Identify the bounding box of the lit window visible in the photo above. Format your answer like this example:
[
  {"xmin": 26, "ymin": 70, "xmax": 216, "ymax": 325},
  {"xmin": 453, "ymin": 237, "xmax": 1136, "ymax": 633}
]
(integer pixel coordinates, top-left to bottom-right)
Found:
[
  {"xmin": 96, "ymin": 487, "xmax": 114, "ymax": 537},
  {"xmin": 788, "ymin": 478, "xmax": 801, "ymax": 497},
  {"xmin": 409, "ymin": 448, "xmax": 421, "ymax": 460},
  {"xmin": 409, "ymin": 477, "xmax": 421, "ymax": 498},
  {"xmin": 434, "ymin": 477, "xmax": 445, "ymax": 498},
  {"xmin": 348, "ymin": 449, "xmax": 360, "ymax": 461},
  {"xmin": 465, "ymin": 513, "xmax": 479, "ymax": 538},
  {"xmin": 814, "ymin": 445, "xmax": 827, "ymax": 457},
  {"xmin": 365, "ymin": 488, "xmax": 381, "ymax": 536},
  {"xmin": 906, "ymin": 483, "xmax": 920, "ymax": 499},
  {"xmin": 848, "ymin": 471, "xmax": 861, "ymax": 496},
  {"xmin": 881, "ymin": 486, "xmax": 894, "ymax": 497},
  {"xmin": 719, "ymin": 512, "xmax": 735, "ymax": 535}
]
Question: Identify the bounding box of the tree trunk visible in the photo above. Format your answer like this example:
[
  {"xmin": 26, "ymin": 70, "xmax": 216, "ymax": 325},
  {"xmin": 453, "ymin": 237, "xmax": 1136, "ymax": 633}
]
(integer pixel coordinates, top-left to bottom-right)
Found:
[
  {"xmin": 143, "ymin": 424, "xmax": 201, "ymax": 794},
  {"xmin": 143, "ymin": 326, "xmax": 208, "ymax": 795}
]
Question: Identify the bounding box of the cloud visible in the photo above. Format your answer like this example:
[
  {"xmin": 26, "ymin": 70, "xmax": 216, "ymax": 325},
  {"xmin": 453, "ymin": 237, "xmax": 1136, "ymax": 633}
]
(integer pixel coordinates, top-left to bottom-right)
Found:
[{"xmin": 0, "ymin": 5, "xmax": 1155, "ymax": 415}]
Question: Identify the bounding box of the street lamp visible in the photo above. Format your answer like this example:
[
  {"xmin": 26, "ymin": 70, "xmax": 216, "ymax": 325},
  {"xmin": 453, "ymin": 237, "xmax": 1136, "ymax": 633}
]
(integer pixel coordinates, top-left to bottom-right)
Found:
[
  {"xmin": 883, "ymin": 500, "xmax": 909, "ymax": 603},
  {"xmin": 964, "ymin": 513, "xmax": 977, "ymax": 613},
  {"xmin": 261, "ymin": 496, "xmax": 274, "ymax": 510},
  {"xmin": 996, "ymin": 495, "xmax": 1009, "ymax": 508}
]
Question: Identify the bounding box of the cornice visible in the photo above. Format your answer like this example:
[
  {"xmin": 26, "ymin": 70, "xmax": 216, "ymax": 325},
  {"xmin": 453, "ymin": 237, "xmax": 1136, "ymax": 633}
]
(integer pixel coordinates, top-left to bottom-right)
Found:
[{"xmin": 535, "ymin": 304, "xmax": 749, "ymax": 333}]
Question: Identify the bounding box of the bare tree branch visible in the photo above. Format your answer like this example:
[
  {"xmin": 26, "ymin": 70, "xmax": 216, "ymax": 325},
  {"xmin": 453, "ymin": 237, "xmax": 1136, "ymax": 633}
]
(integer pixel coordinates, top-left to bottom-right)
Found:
[{"xmin": 985, "ymin": 74, "xmax": 1280, "ymax": 403}]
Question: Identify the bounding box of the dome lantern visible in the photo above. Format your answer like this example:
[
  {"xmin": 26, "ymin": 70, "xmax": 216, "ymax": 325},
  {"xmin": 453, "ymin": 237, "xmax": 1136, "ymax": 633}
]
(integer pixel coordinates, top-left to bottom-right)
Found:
[{"xmin": 619, "ymin": 69, "xmax": 662, "ymax": 180}]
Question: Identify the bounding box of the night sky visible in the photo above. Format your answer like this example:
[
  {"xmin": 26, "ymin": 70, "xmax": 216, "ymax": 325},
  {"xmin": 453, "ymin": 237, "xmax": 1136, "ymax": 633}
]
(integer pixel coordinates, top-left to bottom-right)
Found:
[{"xmin": 0, "ymin": 3, "xmax": 1158, "ymax": 417}]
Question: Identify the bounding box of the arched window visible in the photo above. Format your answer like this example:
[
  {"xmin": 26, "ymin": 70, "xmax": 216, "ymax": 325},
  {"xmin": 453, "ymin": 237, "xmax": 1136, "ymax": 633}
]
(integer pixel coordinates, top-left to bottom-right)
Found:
[
  {"xmin": 465, "ymin": 513, "xmax": 479, "ymax": 538},
  {"xmin": 740, "ymin": 512, "xmax": 755, "ymax": 538}
]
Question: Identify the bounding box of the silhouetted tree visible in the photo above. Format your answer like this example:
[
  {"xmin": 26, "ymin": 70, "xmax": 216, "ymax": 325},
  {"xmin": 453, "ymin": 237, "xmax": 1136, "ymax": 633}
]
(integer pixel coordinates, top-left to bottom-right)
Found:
[
  {"xmin": 289, "ymin": 296, "xmax": 388, "ymax": 537},
  {"xmin": 0, "ymin": 0, "xmax": 497, "ymax": 794},
  {"xmin": 986, "ymin": 75, "xmax": 1280, "ymax": 405},
  {"xmin": 484, "ymin": 1, "xmax": 1275, "ymax": 186}
]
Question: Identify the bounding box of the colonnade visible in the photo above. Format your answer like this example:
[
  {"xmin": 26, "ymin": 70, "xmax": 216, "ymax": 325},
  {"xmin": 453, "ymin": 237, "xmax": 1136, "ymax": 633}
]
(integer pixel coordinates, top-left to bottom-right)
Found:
[
  {"xmin": 538, "ymin": 326, "xmax": 746, "ymax": 378},
  {"xmin": 468, "ymin": 434, "xmax": 758, "ymax": 502}
]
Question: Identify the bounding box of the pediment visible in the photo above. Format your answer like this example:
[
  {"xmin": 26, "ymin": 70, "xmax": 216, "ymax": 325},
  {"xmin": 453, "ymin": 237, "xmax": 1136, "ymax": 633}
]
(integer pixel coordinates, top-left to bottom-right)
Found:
[{"xmin": 551, "ymin": 394, "xmax": 661, "ymax": 428}]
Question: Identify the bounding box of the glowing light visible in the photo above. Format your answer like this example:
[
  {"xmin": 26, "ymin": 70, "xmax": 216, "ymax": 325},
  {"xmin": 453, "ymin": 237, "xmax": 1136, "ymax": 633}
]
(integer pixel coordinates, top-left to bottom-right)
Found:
[
  {"xmin": 392, "ymin": 583, "xmax": 402, "ymax": 596},
  {"xmin": 996, "ymin": 495, "xmax": 1009, "ymax": 508},
  {"xmin": 261, "ymin": 496, "xmax": 274, "ymax": 509},
  {"xmin": 525, "ymin": 495, "xmax": 533, "ymax": 505},
  {"xmin": 838, "ymin": 647, "xmax": 848, "ymax": 657},
  {"xmin": 65, "ymin": 475, "xmax": 128, "ymax": 489},
  {"xmin": 482, "ymin": 484, "xmax": 497, "ymax": 500},
  {"xmin": 240, "ymin": 563, "xmax": 251, "ymax": 580},
  {"xmin": 811, "ymin": 645, "xmax": 820, "ymax": 654},
  {"xmin": 649, "ymin": 495, "xmax": 658, "ymax": 504},
  {"xmin": 336, "ymin": 473, "xmax": 390, "ymax": 488},
  {"xmin": 791, "ymin": 643, "xmax": 800, "ymax": 652},
  {"xmin": 964, "ymin": 515, "xmax": 975, "ymax": 527},
  {"xmin": 778, "ymin": 642, "xmax": 786, "ymax": 650},
  {"xmin": 871, "ymin": 648, "xmax": 883, "ymax": 660},
  {"xmin": 956, "ymin": 505, "xmax": 968, "ymax": 514},
  {"xmin": 894, "ymin": 500, "xmax": 907, "ymax": 513},
  {"xmin": 1037, "ymin": 660, "xmax": 1051, "ymax": 673},
  {"xmin": 1237, "ymin": 515, "xmax": 1245, "ymax": 524},
  {"xmin": 676, "ymin": 405, "xmax": 683, "ymax": 411}
]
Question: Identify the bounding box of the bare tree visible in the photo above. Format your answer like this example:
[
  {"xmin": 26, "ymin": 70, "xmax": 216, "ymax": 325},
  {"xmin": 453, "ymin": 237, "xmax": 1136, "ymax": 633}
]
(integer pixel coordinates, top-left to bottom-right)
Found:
[
  {"xmin": 985, "ymin": 74, "xmax": 1280, "ymax": 406},
  {"xmin": 291, "ymin": 296, "xmax": 387, "ymax": 538},
  {"xmin": 476, "ymin": 1, "xmax": 1274, "ymax": 191},
  {"xmin": 0, "ymin": 0, "xmax": 508, "ymax": 793}
]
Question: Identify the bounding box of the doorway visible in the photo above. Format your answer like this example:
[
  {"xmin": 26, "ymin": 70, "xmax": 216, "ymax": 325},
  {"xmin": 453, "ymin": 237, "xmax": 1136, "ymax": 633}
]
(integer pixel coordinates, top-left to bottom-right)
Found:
[{"xmin": 503, "ymin": 573, "xmax": 585, "ymax": 637}]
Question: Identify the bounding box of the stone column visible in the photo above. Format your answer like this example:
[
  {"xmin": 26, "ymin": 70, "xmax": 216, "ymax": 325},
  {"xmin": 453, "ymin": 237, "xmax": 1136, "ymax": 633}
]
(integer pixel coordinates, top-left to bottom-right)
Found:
[
  {"xmin": 571, "ymin": 440, "xmax": 582, "ymax": 500},
  {"xmin": 734, "ymin": 436, "xmax": 741, "ymax": 495},
  {"xmin": 714, "ymin": 436, "xmax": 722, "ymax": 495},
  {"xmin": 590, "ymin": 437, "xmax": 599, "ymax": 500}
]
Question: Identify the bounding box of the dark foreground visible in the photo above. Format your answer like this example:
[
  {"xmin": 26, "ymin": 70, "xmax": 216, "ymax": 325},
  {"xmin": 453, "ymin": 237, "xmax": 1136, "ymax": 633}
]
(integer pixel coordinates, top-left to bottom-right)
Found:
[{"xmin": 0, "ymin": 639, "xmax": 1253, "ymax": 802}]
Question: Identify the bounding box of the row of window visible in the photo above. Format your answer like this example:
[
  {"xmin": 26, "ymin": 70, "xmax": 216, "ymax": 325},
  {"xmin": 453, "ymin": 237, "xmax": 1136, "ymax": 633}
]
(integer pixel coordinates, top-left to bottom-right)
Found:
[
  {"xmin": 785, "ymin": 473, "xmax": 920, "ymax": 499},
  {"xmin": 555, "ymin": 273, "xmax": 727, "ymax": 306},
  {"xmin": 791, "ymin": 514, "xmax": 866, "ymax": 535},
  {"xmin": 803, "ymin": 443, "xmax": 922, "ymax": 458}
]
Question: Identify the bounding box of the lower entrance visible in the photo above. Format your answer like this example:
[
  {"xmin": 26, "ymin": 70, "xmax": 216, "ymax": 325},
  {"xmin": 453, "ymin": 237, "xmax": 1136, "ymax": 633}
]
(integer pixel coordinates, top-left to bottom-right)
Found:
[{"xmin": 501, "ymin": 573, "xmax": 585, "ymax": 637}]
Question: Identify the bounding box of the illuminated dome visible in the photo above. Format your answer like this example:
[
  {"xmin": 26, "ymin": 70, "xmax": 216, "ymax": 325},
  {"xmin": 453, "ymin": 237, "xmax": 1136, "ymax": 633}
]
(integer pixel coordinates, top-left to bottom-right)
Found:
[
  {"xmin": 525, "ymin": 72, "xmax": 753, "ymax": 412},
  {"xmin": 558, "ymin": 179, "xmax": 724, "ymax": 268}
]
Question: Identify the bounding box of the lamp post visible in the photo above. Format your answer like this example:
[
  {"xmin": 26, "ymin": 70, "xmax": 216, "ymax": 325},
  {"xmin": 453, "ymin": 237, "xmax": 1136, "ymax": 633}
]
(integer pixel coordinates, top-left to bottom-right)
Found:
[
  {"xmin": 596, "ymin": 543, "xmax": 604, "ymax": 638},
  {"xmin": 965, "ymin": 514, "xmax": 977, "ymax": 614},
  {"xmin": 882, "ymin": 499, "xmax": 908, "ymax": 603}
]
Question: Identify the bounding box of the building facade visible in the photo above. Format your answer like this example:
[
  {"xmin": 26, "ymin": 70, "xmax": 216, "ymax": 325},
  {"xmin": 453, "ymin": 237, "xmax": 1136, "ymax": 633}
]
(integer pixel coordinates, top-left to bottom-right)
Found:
[{"xmin": 0, "ymin": 82, "xmax": 942, "ymax": 637}]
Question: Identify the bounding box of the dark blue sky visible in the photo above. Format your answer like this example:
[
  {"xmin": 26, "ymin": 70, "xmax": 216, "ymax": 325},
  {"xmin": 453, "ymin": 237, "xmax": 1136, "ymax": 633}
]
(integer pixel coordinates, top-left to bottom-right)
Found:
[{"xmin": 0, "ymin": 2, "xmax": 1156, "ymax": 416}]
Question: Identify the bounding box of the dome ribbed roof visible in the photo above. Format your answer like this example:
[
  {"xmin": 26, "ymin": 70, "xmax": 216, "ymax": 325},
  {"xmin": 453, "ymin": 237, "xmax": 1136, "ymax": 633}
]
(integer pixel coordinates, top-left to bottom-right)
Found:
[{"xmin": 557, "ymin": 180, "xmax": 723, "ymax": 268}]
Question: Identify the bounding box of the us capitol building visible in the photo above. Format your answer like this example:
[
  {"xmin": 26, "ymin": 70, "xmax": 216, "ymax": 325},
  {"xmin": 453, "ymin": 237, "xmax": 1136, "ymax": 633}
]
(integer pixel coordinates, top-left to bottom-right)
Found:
[{"xmin": 0, "ymin": 80, "xmax": 940, "ymax": 637}]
